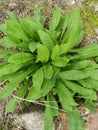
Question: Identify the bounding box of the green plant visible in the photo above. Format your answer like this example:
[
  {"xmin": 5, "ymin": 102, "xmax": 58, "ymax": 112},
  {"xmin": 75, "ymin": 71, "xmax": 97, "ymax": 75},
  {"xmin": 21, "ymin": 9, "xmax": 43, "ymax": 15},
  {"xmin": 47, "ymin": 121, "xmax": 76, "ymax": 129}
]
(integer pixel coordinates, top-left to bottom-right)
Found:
[{"xmin": 0, "ymin": 7, "xmax": 98, "ymax": 130}]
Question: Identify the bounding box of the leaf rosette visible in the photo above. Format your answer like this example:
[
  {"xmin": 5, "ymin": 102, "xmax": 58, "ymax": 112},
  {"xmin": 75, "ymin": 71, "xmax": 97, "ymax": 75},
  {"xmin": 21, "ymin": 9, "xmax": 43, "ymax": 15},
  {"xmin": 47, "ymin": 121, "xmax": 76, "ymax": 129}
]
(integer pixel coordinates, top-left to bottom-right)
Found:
[{"xmin": 0, "ymin": 7, "xmax": 98, "ymax": 130}]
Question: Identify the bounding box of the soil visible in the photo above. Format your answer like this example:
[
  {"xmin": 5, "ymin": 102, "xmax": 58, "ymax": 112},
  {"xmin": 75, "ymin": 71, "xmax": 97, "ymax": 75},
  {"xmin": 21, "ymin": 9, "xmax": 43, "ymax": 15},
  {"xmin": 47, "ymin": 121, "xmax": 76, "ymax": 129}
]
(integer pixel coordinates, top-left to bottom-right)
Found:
[{"xmin": 0, "ymin": 0, "xmax": 98, "ymax": 130}]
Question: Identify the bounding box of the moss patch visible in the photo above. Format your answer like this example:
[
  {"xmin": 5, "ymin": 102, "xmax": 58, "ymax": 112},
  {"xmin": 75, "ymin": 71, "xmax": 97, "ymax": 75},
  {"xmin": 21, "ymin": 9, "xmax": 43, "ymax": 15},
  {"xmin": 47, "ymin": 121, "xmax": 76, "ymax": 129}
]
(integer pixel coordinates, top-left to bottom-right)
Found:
[{"xmin": 81, "ymin": 5, "xmax": 98, "ymax": 36}]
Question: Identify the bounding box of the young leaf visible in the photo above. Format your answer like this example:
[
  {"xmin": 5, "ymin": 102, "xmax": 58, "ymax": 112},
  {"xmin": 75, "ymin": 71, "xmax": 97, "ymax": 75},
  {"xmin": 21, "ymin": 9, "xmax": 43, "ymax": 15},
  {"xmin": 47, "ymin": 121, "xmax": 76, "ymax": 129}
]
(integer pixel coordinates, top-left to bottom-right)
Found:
[
  {"xmin": 67, "ymin": 109, "xmax": 85, "ymax": 130},
  {"xmin": 52, "ymin": 56, "xmax": 69, "ymax": 67},
  {"xmin": 38, "ymin": 30, "xmax": 54, "ymax": 52},
  {"xmin": 51, "ymin": 45, "xmax": 60, "ymax": 60},
  {"xmin": 49, "ymin": 7, "xmax": 61, "ymax": 31},
  {"xmin": 43, "ymin": 64, "xmax": 54, "ymax": 79},
  {"xmin": 37, "ymin": 44, "xmax": 50, "ymax": 63},
  {"xmin": 0, "ymin": 37, "xmax": 16, "ymax": 48},
  {"xmin": 29, "ymin": 42, "xmax": 39, "ymax": 52}
]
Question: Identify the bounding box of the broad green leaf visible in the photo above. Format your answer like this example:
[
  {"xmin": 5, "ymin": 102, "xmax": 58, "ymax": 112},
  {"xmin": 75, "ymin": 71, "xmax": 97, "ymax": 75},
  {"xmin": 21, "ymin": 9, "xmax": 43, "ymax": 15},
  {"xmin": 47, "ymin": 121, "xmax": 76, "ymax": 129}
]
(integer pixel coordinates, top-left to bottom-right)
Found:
[
  {"xmin": 19, "ymin": 18, "xmax": 36, "ymax": 39},
  {"xmin": 91, "ymin": 70, "xmax": 98, "ymax": 80},
  {"xmin": 27, "ymin": 67, "xmax": 44, "ymax": 100},
  {"xmin": 51, "ymin": 45, "xmax": 60, "ymax": 60},
  {"xmin": 78, "ymin": 78, "xmax": 98, "ymax": 91},
  {"xmin": 72, "ymin": 44, "xmax": 98, "ymax": 59},
  {"xmin": 67, "ymin": 109, "xmax": 85, "ymax": 130},
  {"xmin": 6, "ymin": 80, "xmax": 28, "ymax": 112},
  {"xmin": 43, "ymin": 64, "xmax": 54, "ymax": 79},
  {"xmin": 96, "ymin": 57, "xmax": 98, "ymax": 62},
  {"xmin": 0, "ymin": 66, "xmax": 35, "ymax": 98},
  {"xmin": 63, "ymin": 80, "xmax": 97, "ymax": 100},
  {"xmin": 49, "ymin": 7, "xmax": 61, "ymax": 31},
  {"xmin": 64, "ymin": 23, "xmax": 82, "ymax": 52},
  {"xmin": 52, "ymin": 56, "xmax": 69, "ymax": 67},
  {"xmin": 33, "ymin": 67, "xmax": 44, "ymax": 87},
  {"xmin": 0, "ymin": 37, "xmax": 16, "ymax": 48},
  {"xmin": 8, "ymin": 52, "xmax": 34, "ymax": 64},
  {"xmin": 20, "ymin": 17, "xmax": 44, "ymax": 41},
  {"xmin": 58, "ymin": 70, "xmax": 92, "ymax": 80},
  {"xmin": 59, "ymin": 44, "xmax": 69, "ymax": 54},
  {"xmin": 29, "ymin": 42, "xmax": 39, "ymax": 52},
  {"xmin": 0, "ymin": 63, "xmax": 24, "ymax": 78},
  {"xmin": 78, "ymin": 79, "xmax": 93, "ymax": 89},
  {"xmin": 37, "ymin": 44, "xmax": 50, "ymax": 63},
  {"xmin": 42, "ymin": 78, "xmax": 55, "ymax": 97},
  {"xmin": 38, "ymin": 30, "xmax": 54, "ymax": 52},
  {"xmin": 5, "ymin": 20, "xmax": 29, "ymax": 42},
  {"xmin": 85, "ymin": 100, "xmax": 96, "ymax": 112},
  {"xmin": 44, "ymin": 96, "xmax": 53, "ymax": 130},
  {"xmin": 57, "ymin": 80, "xmax": 77, "ymax": 111},
  {"xmin": 69, "ymin": 60, "xmax": 98, "ymax": 70}
]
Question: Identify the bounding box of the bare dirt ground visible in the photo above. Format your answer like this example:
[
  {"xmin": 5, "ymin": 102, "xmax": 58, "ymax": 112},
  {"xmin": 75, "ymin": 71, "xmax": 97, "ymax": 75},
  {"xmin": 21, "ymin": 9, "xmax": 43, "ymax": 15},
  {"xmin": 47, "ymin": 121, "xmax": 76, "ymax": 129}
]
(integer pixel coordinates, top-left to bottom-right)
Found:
[{"xmin": 0, "ymin": 0, "xmax": 98, "ymax": 130}]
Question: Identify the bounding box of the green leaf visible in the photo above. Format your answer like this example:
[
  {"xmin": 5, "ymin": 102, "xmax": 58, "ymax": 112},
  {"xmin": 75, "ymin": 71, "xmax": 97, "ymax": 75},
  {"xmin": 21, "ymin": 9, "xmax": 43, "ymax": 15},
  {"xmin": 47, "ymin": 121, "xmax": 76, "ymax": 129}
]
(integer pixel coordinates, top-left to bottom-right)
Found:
[
  {"xmin": 91, "ymin": 70, "xmax": 98, "ymax": 80},
  {"xmin": 69, "ymin": 60, "xmax": 98, "ymax": 70},
  {"xmin": 52, "ymin": 56, "xmax": 69, "ymax": 67},
  {"xmin": 44, "ymin": 96, "xmax": 53, "ymax": 130},
  {"xmin": 0, "ymin": 63, "xmax": 24, "ymax": 78},
  {"xmin": 8, "ymin": 11, "xmax": 18, "ymax": 22},
  {"xmin": 37, "ymin": 44, "xmax": 50, "ymax": 63},
  {"xmin": 38, "ymin": 30, "xmax": 54, "ymax": 52},
  {"xmin": 58, "ymin": 70, "xmax": 92, "ymax": 80},
  {"xmin": 6, "ymin": 80, "xmax": 28, "ymax": 112},
  {"xmin": 27, "ymin": 67, "xmax": 44, "ymax": 100},
  {"xmin": 67, "ymin": 109, "xmax": 85, "ymax": 130},
  {"xmin": 45, "ymin": 30, "xmax": 57, "ymax": 44},
  {"xmin": 85, "ymin": 100, "xmax": 96, "ymax": 112},
  {"xmin": 57, "ymin": 80, "xmax": 77, "ymax": 111},
  {"xmin": 49, "ymin": 7, "xmax": 61, "ymax": 31},
  {"xmin": 0, "ymin": 37, "xmax": 16, "ymax": 48},
  {"xmin": 72, "ymin": 44, "xmax": 98, "ymax": 59},
  {"xmin": 42, "ymin": 78, "xmax": 55, "ymax": 97},
  {"xmin": 29, "ymin": 42, "xmax": 39, "ymax": 52},
  {"xmin": 0, "ymin": 66, "xmax": 34, "ymax": 98},
  {"xmin": 8, "ymin": 52, "xmax": 34, "ymax": 64},
  {"xmin": 49, "ymin": 94, "xmax": 59, "ymax": 117},
  {"xmin": 43, "ymin": 64, "xmax": 54, "ymax": 79},
  {"xmin": 5, "ymin": 20, "xmax": 29, "ymax": 42},
  {"xmin": 51, "ymin": 45, "xmax": 60, "ymax": 60},
  {"xmin": 34, "ymin": 7, "xmax": 44, "ymax": 24},
  {"xmin": 63, "ymin": 80, "xmax": 97, "ymax": 100}
]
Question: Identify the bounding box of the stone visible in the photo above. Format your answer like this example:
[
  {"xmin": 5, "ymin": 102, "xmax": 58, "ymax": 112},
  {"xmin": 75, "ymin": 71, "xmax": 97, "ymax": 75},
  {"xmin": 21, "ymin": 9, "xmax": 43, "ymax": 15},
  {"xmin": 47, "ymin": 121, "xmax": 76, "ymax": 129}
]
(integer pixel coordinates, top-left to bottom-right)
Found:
[{"xmin": 21, "ymin": 112, "xmax": 44, "ymax": 130}]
